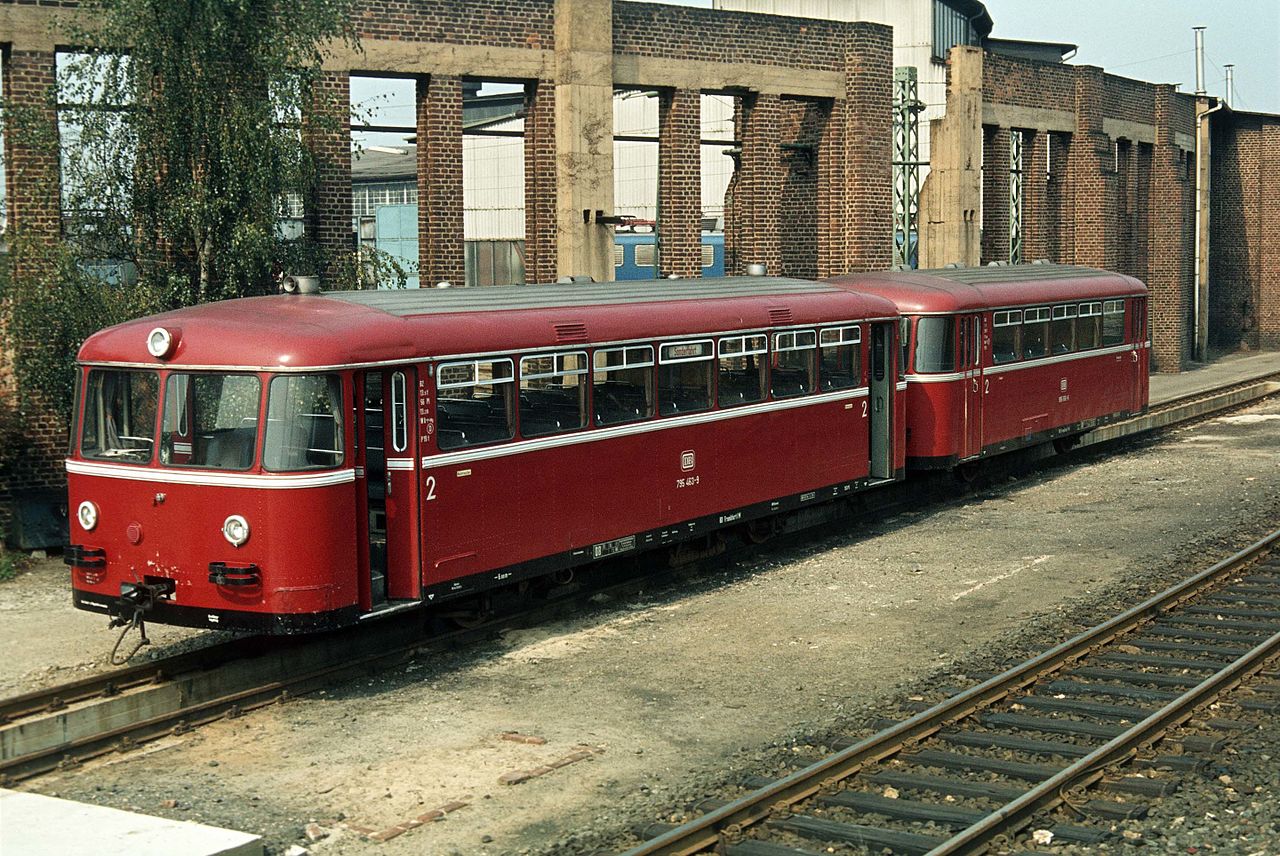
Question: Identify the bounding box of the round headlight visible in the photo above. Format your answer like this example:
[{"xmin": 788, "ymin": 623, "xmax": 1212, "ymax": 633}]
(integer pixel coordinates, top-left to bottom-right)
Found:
[
  {"xmin": 222, "ymin": 514, "xmax": 250, "ymax": 547},
  {"xmin": 77, "ymin": 500, "xmax": 99, "ymax": 532},
  {"xmin": 146, "ymin": 327, "xmax": 174, "ymax": 359}
]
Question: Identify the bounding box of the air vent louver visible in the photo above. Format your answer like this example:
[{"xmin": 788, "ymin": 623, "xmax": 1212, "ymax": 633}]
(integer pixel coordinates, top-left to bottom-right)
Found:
[
  {"xmin": 768, "ymin": 307, "xmax": 793, "ymax": 325},
  {"xmin": 554, "ymin": 321, "xmax": 589, "ymax": 344}
]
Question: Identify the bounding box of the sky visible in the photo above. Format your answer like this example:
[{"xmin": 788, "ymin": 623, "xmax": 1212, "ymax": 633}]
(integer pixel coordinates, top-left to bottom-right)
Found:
[{"xmin": 655, "ymin": 0, "xmax": 1279, "ymax": 115}]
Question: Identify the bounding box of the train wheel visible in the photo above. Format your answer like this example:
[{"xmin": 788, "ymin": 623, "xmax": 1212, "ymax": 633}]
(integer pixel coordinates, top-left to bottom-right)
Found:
[
  {"xmin": 745, "ymin": 518, "xmax": 777, "ymax": 544},
  {"xmin": 1053, "ymin": 433, "xmax": 1083, "ymax": 455},
  {"xmin": 954, "ymin": 460, "xmax": 982, "ymax": 484}
]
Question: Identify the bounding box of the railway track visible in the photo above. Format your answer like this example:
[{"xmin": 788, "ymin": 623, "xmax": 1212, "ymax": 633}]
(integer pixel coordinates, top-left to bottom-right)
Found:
[
  {"xmin": 621, "ymin": 528, "xmax": 1280, "ymax": 856},
  {"xmin": 2, "ymin": 374, "xmax": 1277, "ymax": 787}
]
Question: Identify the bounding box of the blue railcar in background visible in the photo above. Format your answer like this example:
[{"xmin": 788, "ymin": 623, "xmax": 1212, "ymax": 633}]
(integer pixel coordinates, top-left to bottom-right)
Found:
[{"xmin": 614, "ymin": 232, "xmax": 725, "ymax": 280}]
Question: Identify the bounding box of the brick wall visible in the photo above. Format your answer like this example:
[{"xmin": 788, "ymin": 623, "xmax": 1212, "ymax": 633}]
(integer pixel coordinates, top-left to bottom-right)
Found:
[
  {"xmin": 351, "ymin": 0, "xmax": 554, "ymax": 48},
  {"xmin": 416, "ymin": 74, "xmax": 465, "ymax": 287},
  {"xmin": 841, "ymin": 25, "xmax": 893, "ymax": 273},
  {"xmin": 657, "ymin": 88, "xmax": 701, "ymax": 279},
  {"xmin": 980, "ymin": 125, "xmax": 1010, "ymax": 264},
  {"xmin": 306, "ymin": 71, "xmax": 354, "ymax": 274},
  {"xmin": 778, "ymin": 97, "xmax": 824, "ymax": 279},
  {"xmin": 1147, "ymin": 85, "xmax": 1195, "ymax": 370},
  {"xmin": 728, "ymin": 92, "xmax": 782, "ymax": 275},
  {"xmin": 522, "ymin": 79, "xmax": 557, "ymax": 284}
]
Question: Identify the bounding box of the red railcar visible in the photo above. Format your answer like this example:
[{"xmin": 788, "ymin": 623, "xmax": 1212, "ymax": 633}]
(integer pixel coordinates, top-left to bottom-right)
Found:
[
  {"xmin": 828, "ymin": 263, "xmax": 1149, "ymax": 469},
  {"xmin": 66, "ymin": 277, "xmax": 905, "ymax": 632}
]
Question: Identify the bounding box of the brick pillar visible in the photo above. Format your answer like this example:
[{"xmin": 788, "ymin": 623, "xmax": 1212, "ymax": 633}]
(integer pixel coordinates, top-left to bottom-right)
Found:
[
  {"xmin": 417, "ymin": 75, "xmax": 465, "ymax": 287},
  {"xmin": 816, "ymin": 97, "xmax": 847, "ymax": 277},
  {"xmin": 843, "ymin": 24, "xmax": 893, "ymax": 272},
  {"xmin": 1047, "ymin": 133, "xmax": 1071, "ymax": 262},
  {"xmin": 306, "ymin": 71, "xmax": 352, "ymax": 278},
  {"xmin": 1021, "ymin": 130, "xmax": 1048, "ymax": 262},
  {"xmin": 1133, "ymin": 142, "xmax": 1152, "ymax": 287},
  {"xmin": 732, "ymin": 91, "xmax": 781, "ymax": 275},
  {"xmin": 1148, "ymin": 84, "xmax": 1193, "ymax": 371},
  {"xmin": 5, "ymin": 51, "xmax": 61, "ymax": 249},
  {"xmin": 981, "ymin": 125, "xmax": 1010, "ymax": 264},
  {"xmin": 657, "ymin": 88, "xmax": 701, "ymax": 278},
  {"xmin": 1067, "ymin": 66, "xmax": 1116, "ymax": 269},
  {"xmin": 1258, "ymin": 123, "xmax": 1280, "ymax": 349},
  {"xmin": 523, "ymin": 79, "xmax": 557, "ymax": 284}
]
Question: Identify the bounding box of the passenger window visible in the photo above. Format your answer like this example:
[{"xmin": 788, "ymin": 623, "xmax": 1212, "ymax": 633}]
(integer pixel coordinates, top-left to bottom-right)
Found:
[
  {"xmin": 1103, "ymin": 299, "xmax": 1126, "ymax": 345},
  {"xmin": 1078, "ymin": 302, "xmax": 1102, "ymax": 349},
  {"xmin": 717, "ymin": 334, "xmax": 767, "ymax": 407},
  {"xmin": 593, "ymin": 346, "xmax": 654, "ymax": 425},
  {"xmin": 771, "ymin": 330, "xmax": 817, "ymax": 398},
  {"xmin": 913, "ymin": 316, "xmax": 956, "ymax": 373},
  {"xmin": 1050, "ymin": 305, "xmax": 1077, "ymax": 355},
  {"xmin": 992, "ymin": 310, "xmax": 1022, "ymax": 364},
  {"xmin": 436, "ymin": 359, "xmax": 515, "ymax": 450},
  {"xmin": 519, "ymin": 352, "xmax": 588, "ymax": 438},
  {"xmin": 659, "ymin": 340, "xmax": 714, "ymax": 415},
  {"xmin": 1022, "ymin": 307, "xmax": 1051, "ymax": 359},
  {"xmin": 819, "ymin": 326, "xmax": 862, "ymax": 390},
  {"xmin": 163, "ymin": 373, "xmax": 262, "ymax": 469}
]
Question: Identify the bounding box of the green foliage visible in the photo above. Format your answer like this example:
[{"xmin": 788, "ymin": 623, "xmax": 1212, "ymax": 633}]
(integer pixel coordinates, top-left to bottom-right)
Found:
[{"xmin": 0, "ymin": 548, "xmax": 26, "ymax": 582}]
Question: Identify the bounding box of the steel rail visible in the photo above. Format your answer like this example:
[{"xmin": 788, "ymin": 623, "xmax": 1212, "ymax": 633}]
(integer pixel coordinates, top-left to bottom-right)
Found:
[
  {"xmin": 621, "ymin": 528, "xmax": 1280, "ymax": 856},
  {"xmin": 928, "ymin": 625, "xmax": 1280, "ymax": 854}
]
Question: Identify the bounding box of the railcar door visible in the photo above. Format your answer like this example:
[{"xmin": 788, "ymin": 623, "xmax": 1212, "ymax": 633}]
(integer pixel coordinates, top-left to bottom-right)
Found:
[
  {"xmin": 360, "ymin": 369, "xmax": 422, "ymax": 605},
  {"xmin": 869, "ymin": 322, "xmax": 895, "ymax": 479},
  {"xmin": 960, "ymin": 313, "xmax": 984, "ymax": 458},
  {"xmin": 1133, "ymin": 297, "xmax": 1149, "ymax": 411}
]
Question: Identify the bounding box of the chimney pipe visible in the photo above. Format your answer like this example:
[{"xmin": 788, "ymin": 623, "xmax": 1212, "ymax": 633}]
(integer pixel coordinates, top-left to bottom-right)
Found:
[
  {"xmin": 1193, "ymin": 26, "xmax": 1206, "ymax": 96},
  {"xmin": 1223, "ymin": 64, "xmax": 1235, "ymax": 107}
]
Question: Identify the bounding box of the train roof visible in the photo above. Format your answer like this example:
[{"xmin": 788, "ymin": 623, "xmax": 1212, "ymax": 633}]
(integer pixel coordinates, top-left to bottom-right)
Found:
[
  {"xmin": 827, "ymin": 264, "xmax": 1147, "ymax": 314},
  {"xmin": 78, "ymin": 276, "xmax": 900, "ymax": 370}
]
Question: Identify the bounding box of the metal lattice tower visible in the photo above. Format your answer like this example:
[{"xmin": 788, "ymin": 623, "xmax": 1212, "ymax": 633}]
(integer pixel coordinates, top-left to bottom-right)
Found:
[
  {"xmin": 892, "ymin": 67, "xmax": 924, "ymax": 269},
  {"xmin": 1008, "ymin": 130, "xmax": 1024, "ymax": 264}
]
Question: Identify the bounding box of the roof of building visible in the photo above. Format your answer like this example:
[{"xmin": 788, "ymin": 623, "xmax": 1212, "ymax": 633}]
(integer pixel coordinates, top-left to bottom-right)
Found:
[{"xmin": 984, "ymin": 37, "xmax": 1077, "ymax": 63}]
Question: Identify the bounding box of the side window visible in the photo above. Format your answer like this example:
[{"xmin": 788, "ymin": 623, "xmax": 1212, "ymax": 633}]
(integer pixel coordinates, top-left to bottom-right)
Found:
[
  {"xmin": 658, "ymin": 340, "xmax": 714, "ymax": 415},
  {"xmin": 913, "ymin": 316, "xmax": 956, "ymax": 373},
  {"xmin": 1023, "ymin": 307, "xmax": 1051, "ymax": 359},
  {"xmin": 717, "ymin": 334, "xmax": 767, "ymax": 407},
  {"xmin": 992, "ymin": 310, "xmax": 1022, "ymax": 364},
  {"xmin": 899, "ymin": 317, "xmax": 911, "ymax": 377},
  {"xmin": 390, "ymin": 371, "xmax": 408, "ymax": 452},
  {"xmin": 436, "ymin": 359, "xmax": 515, "ymax": 450},
  {"xmin": 1103, "ymin": 299, "xmax": 1126, "ymax": 345},
  {"xmin": 1050, "ymin": 305, "xmax": 1077, "ymax": 355},
  {"xmin": 593, "ymin": 346, "xmax": 654, "ymax": 425},
  {"xmin": 771, "ymin": 330, "xmax": 817, "ymax": 398},
  {"xmin": 819, "ymin": 326, "xmax": 862, "ymax": 390},
  {"xmin": 519, "ymin": 352, "xmax": 588, "ymax": 438},
  {"xmin": 1078, "ymin": 302, "xmax": 1102, "ymax": 349}
]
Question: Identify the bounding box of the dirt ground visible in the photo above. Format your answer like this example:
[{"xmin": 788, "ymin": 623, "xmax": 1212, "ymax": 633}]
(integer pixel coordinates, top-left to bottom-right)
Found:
[{"xmin": 6, "ymin": 395, "xmax": 1280, "ymax": 856}]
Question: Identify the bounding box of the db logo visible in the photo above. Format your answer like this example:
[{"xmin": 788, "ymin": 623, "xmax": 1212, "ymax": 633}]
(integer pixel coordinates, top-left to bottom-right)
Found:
[
  {"xmin": 1060, "ymin": 378, "xmax": 1068, "ymax": 392},
  {"xmin": 680, "ymin": 450, "xmax": 696, "ymax": 471}
]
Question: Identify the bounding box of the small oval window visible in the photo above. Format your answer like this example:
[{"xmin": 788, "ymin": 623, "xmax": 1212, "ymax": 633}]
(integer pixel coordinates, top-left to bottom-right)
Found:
[{"xmin": 391, "ymin": 371, "xmax": 408, "ymax": 452}]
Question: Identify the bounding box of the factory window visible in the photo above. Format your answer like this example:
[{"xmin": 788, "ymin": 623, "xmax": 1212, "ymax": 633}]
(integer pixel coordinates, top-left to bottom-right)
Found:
[
  {"xmin": 717, "ymin": 334, "xmax": 767, "ymax": 407},
  {"xmin": 991, "ymin": 310, "xmax": 1022, "ymax": 364},
  {"xmin": 932, "ymin": 1, "xmax": 975, "ymax": 62},
  {"xmin": 436, "ymin": 359, "xmax": 516, "ymax": 450},
  {"xmin": 819, "ymin": 326, "xmax": 862, "ymax": 391},
  {"xmin": 594, "ymin": 346, "xmax": 654, "ymax": 426},
  {"xmin": 658, "ymin": 340, "xmax": 714, "ymax": 415},
  {"xmin": 1102, "ymin": 300, "xmax": 1127, "ymax": 346},
  {"xmin": 519, "ymin": 352, "xmax": 588, "ymax": 438},
  {"xmin": 1022, "ymin": 307, "xmax": 1051, "ymax": 359},
  {"xmin": 914, "ymin": 317, "xmax": 956, "ymax": 373},
  {"xmin": 771, "ymin": 330, "xmax": 817, "ymax": 398},
  {"xmin": 1078, "ymin": 303, "xmax": 1103, "ymax": 350}
]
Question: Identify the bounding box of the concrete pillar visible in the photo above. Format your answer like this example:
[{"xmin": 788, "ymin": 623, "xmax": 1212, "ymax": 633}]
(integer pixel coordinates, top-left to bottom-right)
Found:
[
  {"xmin": 306, "ymin": 71, "xmax": 352, "ymax": 278},
  {"xmin": 732, "ymin": 91, "xmax": 782, "ymax": 275},
  {"xmin": 1021, "ymin": 130, "xmax": 1049, "ymax": 262},
  {"xmin": 553, "ymin": 0, "xmax": 614, "ymax": 283},
  {"xmin": 843, "ymin": 25, "xmax": 893, "ymax": 272},
  {"xmin": 918, "ymin": 46, "xmax": 982, "ymax": 269},
  {"xmin": 4, "ymin": 51, "xmax": 61, "ymax": 249},
  {"xmin": 1148, "ymin": 84, "xmax": 1194, "ymax": 371},
  {"xmin": 1255, "ymin": 123, "xmax": 1280, "ymax": 348},
  {"xmin": 417, "ymin": 75, "xmax": 465, "ymax": 287},
  {"xmin": 981, "ymin": 125, "xmax": 1011, "ymax": 264},
  {"xmin": 657, "ymin": 88, "xmax": 701, "ymax": 278},
  {"xmin": 1067, "ymin": 66, "xmax": 1115, "ymax": 270},
  {"xmin": 524, "ymin": 79, "xmax": 558, "ymax": 284}
]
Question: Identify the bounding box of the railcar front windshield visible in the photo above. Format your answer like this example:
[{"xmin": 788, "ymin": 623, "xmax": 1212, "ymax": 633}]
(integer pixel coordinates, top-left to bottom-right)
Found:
[
  {"xmin": 160, "ymin": 374, "xmax": 262, "ymax": 469},
  {"xmin": 81, "ymin": 369, "xmax": 160, "ymax": 463},
  {"xmin": 263, "ymin": 374, "xmax": 345, "ymax": 471}
]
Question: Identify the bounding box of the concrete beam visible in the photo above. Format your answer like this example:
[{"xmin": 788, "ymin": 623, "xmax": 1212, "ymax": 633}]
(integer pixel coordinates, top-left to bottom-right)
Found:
[
  {"xmin": 982, "ymin": 103, "xmax": 1074, "ymax": 135},
  {"xmin": 613, "ymin": 55, "xmax": 843, "ymax": 99},
  {"xmin": 1102, "ymin": 117, "xmax": 1155, "ymax": 145},
  {"xmin": 326, "ymin": 39, "xmax": 553, "ymax": 80},
  {"xmin": 0, "ymin": 6, "xmax": 92, "ymax": 52}
]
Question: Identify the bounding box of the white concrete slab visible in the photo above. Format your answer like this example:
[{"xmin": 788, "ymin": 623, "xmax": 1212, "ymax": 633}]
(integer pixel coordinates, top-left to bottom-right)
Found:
[{"xmin": 0, "ymin": 789, "xmax": 262, "ymax": 856}]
